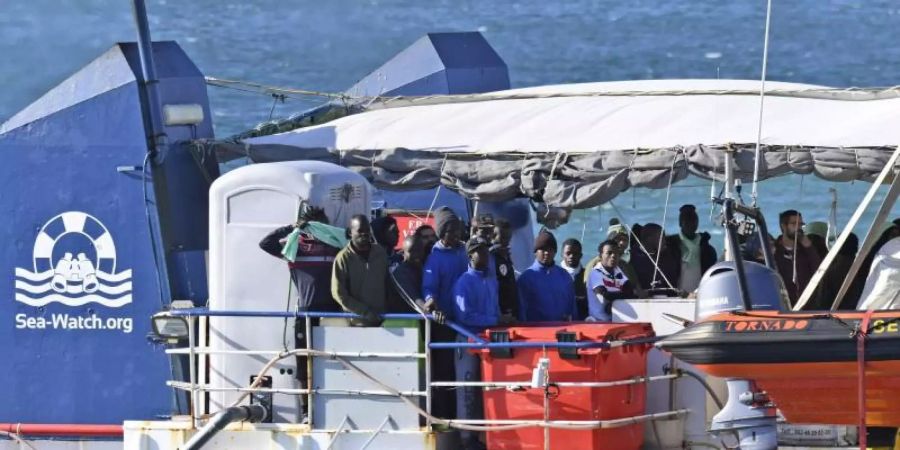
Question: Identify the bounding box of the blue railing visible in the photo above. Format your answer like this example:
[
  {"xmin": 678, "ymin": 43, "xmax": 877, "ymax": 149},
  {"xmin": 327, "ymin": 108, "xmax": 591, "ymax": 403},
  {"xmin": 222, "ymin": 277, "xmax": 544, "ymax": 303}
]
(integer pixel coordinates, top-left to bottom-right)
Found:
[{"xmin": 165, "ymin": 308, "xmax": 657, "ymax": 349}]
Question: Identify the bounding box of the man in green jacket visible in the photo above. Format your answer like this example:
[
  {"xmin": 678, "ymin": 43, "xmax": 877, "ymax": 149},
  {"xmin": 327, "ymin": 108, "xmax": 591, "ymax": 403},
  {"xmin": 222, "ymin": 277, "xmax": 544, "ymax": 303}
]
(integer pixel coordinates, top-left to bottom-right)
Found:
[{"xmin": 331, "ymin": 215, "xmax": 388, "ymax": 326}]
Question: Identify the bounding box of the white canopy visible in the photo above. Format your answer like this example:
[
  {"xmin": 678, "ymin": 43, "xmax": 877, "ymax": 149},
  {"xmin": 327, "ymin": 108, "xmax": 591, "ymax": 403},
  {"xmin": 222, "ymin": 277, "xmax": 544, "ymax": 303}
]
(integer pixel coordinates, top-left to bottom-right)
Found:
[
  {"xmin": 247, "ymin": 79, "xmax": 900, "ymax": 152},
  {"xmin": 209, "ymin": 79, "xmax": 898, "ymax": 209}
]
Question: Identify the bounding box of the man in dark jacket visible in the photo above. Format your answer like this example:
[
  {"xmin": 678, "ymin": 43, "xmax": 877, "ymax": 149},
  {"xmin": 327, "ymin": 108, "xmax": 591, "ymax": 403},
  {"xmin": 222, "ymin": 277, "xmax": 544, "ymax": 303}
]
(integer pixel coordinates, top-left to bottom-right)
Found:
[
  {"xmin": 631, "ymin": 223, "xmax": 681, "ymax": 293},
  {"xmin": 258, "ymin": 206, "xmax": 340, "ymax": 313},
  {"xmin": 774, "ymin": 210, "xmax": 822, "ymax": 306},
  {"xmin": 389, "ymin": 235, "xmax": 430, "ymax": 313},
  {"xmin": 666, "ymin": 205, "xmax": 717, "ymax": 293},
  {"xmin": 372, "ymin": 215, "xmax": 402, "ymax": 266},
  {"xmin": 491, "ymin": 218, "xmax": 518, "ymax": 322},
  {"xmin": 258, "ymin": 205, "xmax": 339, "ymax": 422},
  {"xmin": 560, "ymin": 238, "xmax": 587, "ymax": 320},
  {"xmin": 331, "ymin": 215, "xmax": 388, "ymax": 326}
]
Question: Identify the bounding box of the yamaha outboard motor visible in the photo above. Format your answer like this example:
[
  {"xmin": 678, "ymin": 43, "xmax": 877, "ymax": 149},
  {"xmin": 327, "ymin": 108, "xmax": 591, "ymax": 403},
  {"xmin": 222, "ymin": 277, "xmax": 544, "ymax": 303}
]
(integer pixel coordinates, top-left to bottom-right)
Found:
[{"xmin": 696, "ymin": 260, "xmax": 787, "ymax": 450}]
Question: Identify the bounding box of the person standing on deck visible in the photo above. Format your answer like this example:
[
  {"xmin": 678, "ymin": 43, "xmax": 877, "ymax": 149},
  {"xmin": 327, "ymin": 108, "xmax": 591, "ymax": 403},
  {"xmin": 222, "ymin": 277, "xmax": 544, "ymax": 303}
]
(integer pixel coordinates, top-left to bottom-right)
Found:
[
  {"xmin": 331, "ymin": 215, "xmax": 388, "ymax": 326},
  {"xmin": 587, "ymin": 240, "xmax": 636, "ymax": 321},
  {"xmin": 560, "ymin": 238, "xmax": 587, "ymax": 320},
  {"xmin": 414, "ymin": 224, "xmax": 439, "ymax": 256},
  {"xmin": 631, "ymin": 223, "xmax": 681, "ymax": 293},
  {"xmin": 258, "ymin": 206, "xmax": 340, "ymax": 313},
  {"xmin": 421, "ymin": 206, "xmax": 468, "ymax": 421},
  {"xmin": 491, "ymin": 218, "xmax": 519, "ymax": 322},
  {"xmin": 517, "ymin": 229, "xmax": 577, "ymax": 322},
  {"xmin": 372, "ymin": 215, "xmax": 402, "ymax": 266},
  {"xmin": 584, "ymin": 221, "xmax": 644, "ymax": 296},
  {"xmin": 451, "ymin": 237, "xmax": 501, "ymax": 450},
  {"xmin": 667, "ymin": 205, "xmax": 717, "ymax": 293},
  {"xmin": 774, "ymin": 210, "xmax": 822, "ymax": 306},
  {"xmin": 389, "ymin": 235, "xmax": 436, "ymax": 314},
  {"xmin": 258, "ymin": 205, "xmax": 340, "ymax": 422}
]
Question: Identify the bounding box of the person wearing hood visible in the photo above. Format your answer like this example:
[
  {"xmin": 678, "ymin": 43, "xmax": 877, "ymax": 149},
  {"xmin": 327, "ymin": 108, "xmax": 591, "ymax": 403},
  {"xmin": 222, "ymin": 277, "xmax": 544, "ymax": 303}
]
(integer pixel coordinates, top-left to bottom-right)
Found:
[
  {"xmin": 451, "ymin": 237, "xmax": 501, "ymax": 449},
  {"xmin": 560, "ymin": 238, "xmax": 587, "ymax": 320},
  {"xmin": 517, "ymin": 229, "xmax": 577, "ymax": 322},
  {"xmin": 422, "ymin": 207, "xmax": 469, "ymax": 317},
  {"xmin": 804, "ymin": 221, "xmax": 830, "ymax": 262},
  {"xmin": 421, "ymin": 206, "xmax": 468, "ymax": 421}
]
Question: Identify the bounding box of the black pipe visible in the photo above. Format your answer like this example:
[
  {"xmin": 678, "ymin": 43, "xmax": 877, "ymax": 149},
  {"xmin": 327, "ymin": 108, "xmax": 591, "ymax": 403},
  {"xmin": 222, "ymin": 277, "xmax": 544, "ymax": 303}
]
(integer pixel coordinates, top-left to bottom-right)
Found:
[
  {"xmin": 722, "ymin": 199, "xmax": 754, "ymax": 311},
  {"xmin": 131, "ymin": 0, "xmax": 167, "ymax": 159},
  {"xmin": 182, "ymin": 405, "xmax": 268, "ymax": 450}
]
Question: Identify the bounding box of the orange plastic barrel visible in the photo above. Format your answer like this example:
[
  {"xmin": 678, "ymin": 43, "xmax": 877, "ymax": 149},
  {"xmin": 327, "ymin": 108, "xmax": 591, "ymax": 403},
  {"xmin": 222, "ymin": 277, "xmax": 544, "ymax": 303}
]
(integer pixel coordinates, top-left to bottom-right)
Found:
[{"xmin": 479, "ymin": 322, "xmax": 654, "ymax": 450}]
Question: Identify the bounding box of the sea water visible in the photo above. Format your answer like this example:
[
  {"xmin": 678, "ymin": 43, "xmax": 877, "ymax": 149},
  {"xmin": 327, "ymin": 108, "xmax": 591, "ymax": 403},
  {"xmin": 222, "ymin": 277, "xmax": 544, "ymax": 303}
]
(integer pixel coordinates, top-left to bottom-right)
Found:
[{"xmin": 3, "ymin": 0, "xmax": 900, "ymax": 250}]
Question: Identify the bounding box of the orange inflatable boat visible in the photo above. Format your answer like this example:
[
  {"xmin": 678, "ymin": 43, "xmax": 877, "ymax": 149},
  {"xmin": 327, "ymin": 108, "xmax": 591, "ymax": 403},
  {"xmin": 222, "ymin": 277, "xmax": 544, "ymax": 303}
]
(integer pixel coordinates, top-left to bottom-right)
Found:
[{"xmin": 657, "ymin": 310, "xmax": 900, "ymax": 426}]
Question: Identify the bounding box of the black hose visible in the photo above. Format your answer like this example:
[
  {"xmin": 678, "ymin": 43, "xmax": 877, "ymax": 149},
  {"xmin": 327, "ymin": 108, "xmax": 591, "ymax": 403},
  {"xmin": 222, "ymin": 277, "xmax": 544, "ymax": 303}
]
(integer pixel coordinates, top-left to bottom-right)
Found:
[
  {"xmin": 664, "ymin": 365, "xmax": 725, "ymax": 410},
  {"xmin": 182, "ymin": 405, "xmax": 267, "ymax": 450}
]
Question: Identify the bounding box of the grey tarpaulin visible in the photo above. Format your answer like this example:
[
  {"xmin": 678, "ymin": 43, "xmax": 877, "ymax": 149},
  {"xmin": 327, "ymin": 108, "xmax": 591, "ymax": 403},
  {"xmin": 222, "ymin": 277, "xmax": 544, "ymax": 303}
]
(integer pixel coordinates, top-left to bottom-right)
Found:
[{"xmin": 202, "ymin": 141, "xmax": 896, "ymax": 210}]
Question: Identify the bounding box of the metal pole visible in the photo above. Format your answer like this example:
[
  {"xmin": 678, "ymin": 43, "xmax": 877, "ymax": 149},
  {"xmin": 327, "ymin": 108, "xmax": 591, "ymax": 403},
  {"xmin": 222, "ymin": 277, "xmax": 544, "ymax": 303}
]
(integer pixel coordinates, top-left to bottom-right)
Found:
[
  {"xmin": 723, "ymin": 199, "xmax": 754, "ymax": 311},
  {"xmin": 723, "ymin": 150, "xmax": 736, "ymax": 261},
  {"xmin": 130, "ymin": 0, "xmax": 167, "ymax": 159},
  {"xmin": 188, "ymin": 315, "xmax": 199, "ymax": 429},
  {"xmin": 791, "ymin": 146, "xmax": 900, "ymax": 310},
  {"xmin": 424, "ymin": 319, "xmax": 433, "ymax": 428},
  {"xmin": 306, "ymin": 315, "xmax": 313, "ymax": 426}
]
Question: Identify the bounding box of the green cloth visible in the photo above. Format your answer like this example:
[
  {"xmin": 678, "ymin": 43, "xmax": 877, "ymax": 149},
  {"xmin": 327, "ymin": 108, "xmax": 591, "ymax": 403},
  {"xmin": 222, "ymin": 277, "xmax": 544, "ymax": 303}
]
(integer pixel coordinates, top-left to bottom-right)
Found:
[
  {"xmin": 304, "ymin": 221, "xmax": 349, "ymax": 249},
  {"xmin": 280, "ymin": 228, "xmax": 302, "ymax": 260},
  {"xmin": 331, "ymin": 243, "xmax": 389, "ymax": 325},
  {"xmin": 679, "ymin": 232, "xmax": 702, "ymax": 269}
]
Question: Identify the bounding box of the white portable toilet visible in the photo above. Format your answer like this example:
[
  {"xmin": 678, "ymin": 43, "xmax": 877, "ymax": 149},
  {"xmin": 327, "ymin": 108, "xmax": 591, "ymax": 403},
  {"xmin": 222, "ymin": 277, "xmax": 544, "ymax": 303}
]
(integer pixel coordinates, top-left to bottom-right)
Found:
[{"xmin": 207, "ymin": 161, "xmax": 371, "ymax": 422}]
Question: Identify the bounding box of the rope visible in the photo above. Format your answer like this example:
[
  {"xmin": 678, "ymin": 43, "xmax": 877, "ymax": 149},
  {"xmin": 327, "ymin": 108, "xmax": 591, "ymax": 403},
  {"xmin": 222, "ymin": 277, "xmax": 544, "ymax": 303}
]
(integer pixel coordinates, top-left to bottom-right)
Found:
[
  {"xmin": 751, "ymin": 0, "xmax": 774, "ymax": 205},
  {"xmin": 204, "ymin": 76, "xmax": 900, "ymax": 112},
  {"xmin": 0, "ymin": 430, "xmax": 38, "ymax": 450},
  {"xmin": 205, "ymin": 76, "xmax": 353, "ymax": 101},
  {"xmin": 425, "ymin": 155, "xmax": 449, "ymax": 220},
  {"xmin": 651, "ymin": 151, "xmax": 680, "ymax": 288},
  {"xmin": 214, "ymin": 346, "xmax": 685, "ymax": 432},
  {"xmin": 608, "ymin": 200, "xmax": 676, "ymax": 290}
]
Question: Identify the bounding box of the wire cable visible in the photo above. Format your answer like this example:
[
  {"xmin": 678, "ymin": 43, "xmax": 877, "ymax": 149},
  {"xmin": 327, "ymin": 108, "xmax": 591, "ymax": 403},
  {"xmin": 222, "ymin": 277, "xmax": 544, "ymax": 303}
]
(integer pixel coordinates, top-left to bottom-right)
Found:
[{"xmin": 751, "ymin": 0, "xmax": 774, "ymax": 205}]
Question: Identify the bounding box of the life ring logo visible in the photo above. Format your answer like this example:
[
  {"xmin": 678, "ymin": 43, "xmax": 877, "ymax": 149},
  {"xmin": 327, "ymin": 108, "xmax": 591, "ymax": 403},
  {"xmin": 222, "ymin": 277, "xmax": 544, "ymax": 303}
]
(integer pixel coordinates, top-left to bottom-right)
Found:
[{"xmin": 14, "ymin": 212, "xmax": 132, "ymax": 308}]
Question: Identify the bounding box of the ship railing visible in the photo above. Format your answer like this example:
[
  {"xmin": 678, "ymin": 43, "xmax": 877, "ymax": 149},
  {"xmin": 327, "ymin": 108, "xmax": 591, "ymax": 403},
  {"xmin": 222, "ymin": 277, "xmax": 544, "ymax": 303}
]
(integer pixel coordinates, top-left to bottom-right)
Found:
[{"xmin": 156, "ymin": 307, "xmax": 689, "ymax": 439}]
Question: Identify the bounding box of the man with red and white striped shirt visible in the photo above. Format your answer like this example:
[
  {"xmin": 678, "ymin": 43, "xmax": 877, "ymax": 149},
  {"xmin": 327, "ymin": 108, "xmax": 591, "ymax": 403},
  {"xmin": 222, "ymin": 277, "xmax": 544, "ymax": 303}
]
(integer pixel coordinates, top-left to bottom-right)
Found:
[{"xmin": 587, "ymin": 239, "xmax": 636, "ymax": 322}]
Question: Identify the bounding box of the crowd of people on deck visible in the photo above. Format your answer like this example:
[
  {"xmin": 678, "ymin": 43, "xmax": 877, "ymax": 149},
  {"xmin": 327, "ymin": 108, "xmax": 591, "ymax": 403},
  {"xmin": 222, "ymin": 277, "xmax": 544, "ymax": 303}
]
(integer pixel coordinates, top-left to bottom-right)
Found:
[{"xmin": 257, "ymin": 202, "xmax": 897, "ymax": 448}]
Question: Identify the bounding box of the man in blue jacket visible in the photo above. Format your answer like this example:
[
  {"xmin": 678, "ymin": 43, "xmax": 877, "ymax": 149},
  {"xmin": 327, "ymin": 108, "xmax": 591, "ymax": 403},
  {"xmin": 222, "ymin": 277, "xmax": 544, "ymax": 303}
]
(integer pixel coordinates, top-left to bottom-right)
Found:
[
  {"xmin": 452, "ymin": 237, "xmax": 499, "ymax": 450},
  {"xmin": 422, "ymin": 207, "xmax": 469, "ymax": 317},
  {"xmin": 517, "ymin": 229, "xmax": 578, "ymax": 322},
  {"xmin": 421, "ymin": 206, "xmax": 468, "ymax": 421}
]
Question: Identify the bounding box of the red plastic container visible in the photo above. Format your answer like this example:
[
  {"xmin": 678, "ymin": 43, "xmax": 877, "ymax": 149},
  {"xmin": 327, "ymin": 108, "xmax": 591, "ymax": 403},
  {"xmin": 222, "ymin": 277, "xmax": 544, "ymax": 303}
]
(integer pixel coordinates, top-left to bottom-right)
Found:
[{"xmin": 479, "ymin": 322, "xmax": 654, "ymax": 450}]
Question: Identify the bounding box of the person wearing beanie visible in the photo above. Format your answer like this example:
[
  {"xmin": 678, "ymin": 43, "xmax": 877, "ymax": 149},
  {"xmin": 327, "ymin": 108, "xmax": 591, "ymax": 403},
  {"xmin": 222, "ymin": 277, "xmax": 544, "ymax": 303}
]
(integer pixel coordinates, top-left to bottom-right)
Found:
[
  {"xmin": 451, "ymin": 237, "xmax": 501, "ymax": 449},
  {"xmin": 421, "ymin": 206, "xmax": 468, "ymax": 420},
  {"xmin": 516, "ymin": 229, "xmax": 577, "ymax": 322}
]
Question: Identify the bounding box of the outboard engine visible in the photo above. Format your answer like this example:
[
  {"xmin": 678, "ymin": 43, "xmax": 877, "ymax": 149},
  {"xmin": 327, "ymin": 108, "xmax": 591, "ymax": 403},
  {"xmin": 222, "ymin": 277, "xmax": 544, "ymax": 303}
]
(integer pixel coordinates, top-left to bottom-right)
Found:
[{"xmin": 695, "ymin": 261, "xmax": 786, "ymax": 450}]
